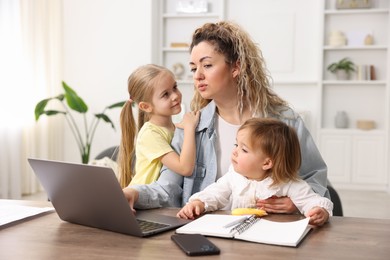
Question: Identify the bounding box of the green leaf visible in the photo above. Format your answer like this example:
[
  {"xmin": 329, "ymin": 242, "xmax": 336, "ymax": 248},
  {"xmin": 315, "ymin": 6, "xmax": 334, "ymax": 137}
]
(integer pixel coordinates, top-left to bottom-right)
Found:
[
  {"xmin": 62, "ymin": 81, "xmax": 88, "ymax": 113},
  {"xmin": 34, "ymin": 80, "xmax": 124, "ymax": 164},
  {"xmin": 43, "ymin": 110, "xmax": 67, "ymax": 116},
  {"xmin": 35, "ymin": 99, "xmax": 50, "ymax": 120},
  {"xmin": 34, "ymin": 96, "xmax": 67, "ymax": 120},
  {"xmin": 95, "ymin": 113, "xmax": 115, "ymax": 129},
  {"xmin": 107, "ymin": 101, "xmax": 126, "ymax": 109},
  {"xmin": 327, "ymin": 57, "xmax": 355, "ymax": 73}
]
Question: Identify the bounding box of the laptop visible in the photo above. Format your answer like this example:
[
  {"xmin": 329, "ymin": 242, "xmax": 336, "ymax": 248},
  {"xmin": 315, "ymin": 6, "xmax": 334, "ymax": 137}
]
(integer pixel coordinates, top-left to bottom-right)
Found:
[{"xmin": 27, "ymin": 158, "xmax": 191, "ymax": 237}]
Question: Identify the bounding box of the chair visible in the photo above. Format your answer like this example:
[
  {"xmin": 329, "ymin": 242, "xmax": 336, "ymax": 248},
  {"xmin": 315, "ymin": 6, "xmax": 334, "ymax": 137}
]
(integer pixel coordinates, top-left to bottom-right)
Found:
[
  {"xmin": 327, "ymin": 185, "xmax": 343, "ymax": 216},
  {"xmin": 95, "ymin": 146, "xmax": 119, "ymax": 161}
]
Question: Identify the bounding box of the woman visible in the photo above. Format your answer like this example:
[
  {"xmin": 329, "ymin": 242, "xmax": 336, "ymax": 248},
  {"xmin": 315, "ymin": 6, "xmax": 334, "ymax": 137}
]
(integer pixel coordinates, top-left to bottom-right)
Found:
[{"xmin": 123, "ymin": 21, "xmax": 329, "ymax": 214}]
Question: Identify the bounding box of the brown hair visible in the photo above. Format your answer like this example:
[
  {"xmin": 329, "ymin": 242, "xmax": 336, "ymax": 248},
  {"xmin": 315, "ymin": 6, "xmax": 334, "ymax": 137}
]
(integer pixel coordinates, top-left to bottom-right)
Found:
[
  {"xmin": 118, "ymin": 64, "xmax": 174, "ymax": 187},
  {"xmin": 189, "ymin": 21, "xmax": 287, "ymax": 117},
  {"xmin": 239, "ymin": 118, "xmax": 301, "ymax": 186}
]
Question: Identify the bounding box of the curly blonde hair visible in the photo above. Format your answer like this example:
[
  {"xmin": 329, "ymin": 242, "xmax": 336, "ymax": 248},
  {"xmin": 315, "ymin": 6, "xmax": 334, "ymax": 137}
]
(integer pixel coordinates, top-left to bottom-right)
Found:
[{"xmin": 190, "ymin": 21, "xmax": 287, "ymax": 117}]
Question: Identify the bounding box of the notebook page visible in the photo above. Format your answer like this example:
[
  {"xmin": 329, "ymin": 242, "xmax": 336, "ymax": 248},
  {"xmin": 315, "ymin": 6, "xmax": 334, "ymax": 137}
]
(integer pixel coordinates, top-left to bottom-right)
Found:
[
  {"xmin": 175, "ymin": 214, "xmax": 246, "ymax": 238},
  {"xmin": 0, "ymin": 205, "xmax": 54, "ymax": 226},
  {"xmin": 234, "ymin": 217, "xmax": 311, "ymax": 247}
]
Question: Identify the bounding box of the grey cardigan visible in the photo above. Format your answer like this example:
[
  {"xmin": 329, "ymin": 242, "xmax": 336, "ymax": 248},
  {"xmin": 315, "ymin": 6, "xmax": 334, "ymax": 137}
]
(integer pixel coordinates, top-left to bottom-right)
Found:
[{"xmin": 132, "ymin": 101, "xmax": 329, "ymax": 209}]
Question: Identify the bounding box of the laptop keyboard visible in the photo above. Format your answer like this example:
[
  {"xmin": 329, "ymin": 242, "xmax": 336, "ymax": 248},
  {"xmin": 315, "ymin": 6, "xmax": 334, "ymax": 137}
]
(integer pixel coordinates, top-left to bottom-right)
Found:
[{"xmin": 137, "ymin": 219, "xmax": 170, "ymax": 233}]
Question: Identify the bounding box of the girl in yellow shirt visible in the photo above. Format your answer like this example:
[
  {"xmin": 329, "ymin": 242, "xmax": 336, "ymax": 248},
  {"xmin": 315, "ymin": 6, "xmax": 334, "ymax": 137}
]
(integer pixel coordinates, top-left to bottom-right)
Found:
[{"xmin": 118, "ymin": 64, "xmax": 200, "ymax": 187}]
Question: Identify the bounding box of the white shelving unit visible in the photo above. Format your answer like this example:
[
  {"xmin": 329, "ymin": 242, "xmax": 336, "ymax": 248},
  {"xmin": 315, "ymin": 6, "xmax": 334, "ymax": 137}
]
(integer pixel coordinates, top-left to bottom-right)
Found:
[
  {"xmin": 318, "ymin": 0, "xmax": 389, "ymax": 191},
  {"xmin": 155, "ymin": 0, "xmax": 225, "ymax": 108}
]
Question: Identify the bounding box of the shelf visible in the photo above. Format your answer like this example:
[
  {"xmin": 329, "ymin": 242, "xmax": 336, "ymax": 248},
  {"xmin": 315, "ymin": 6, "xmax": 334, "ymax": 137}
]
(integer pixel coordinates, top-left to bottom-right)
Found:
[
  {"xmin": 159, "ymin": 0, "xmax": 225, "ymax": 88},
  {"xmin": 322, "ymin": 80, "xmax": 386, "ymax": 85},
  {"xmin": 324, "ymin": 45, "xmax": 387, "ymax": 50},
  {"xmin": 162, "ymin": 47, "xmax": 189, "ymax": 52},
  {"xmin": 319, "ymin": 0, "xmax": 389, "ymax": 189},
  {"xmin": 320, "ymin": 128, "xmax": 385, "ymax": 135},
  {"xmin": 272, "ymin": 80, "xmax": 318, "ymax": 85},
  {"xmin": 163, "ymin": 13, "xmax": 221, "ymax": 18},
  {"xmin": 324, "ymin": 8, "xmax": 389, "ymax": 15}
]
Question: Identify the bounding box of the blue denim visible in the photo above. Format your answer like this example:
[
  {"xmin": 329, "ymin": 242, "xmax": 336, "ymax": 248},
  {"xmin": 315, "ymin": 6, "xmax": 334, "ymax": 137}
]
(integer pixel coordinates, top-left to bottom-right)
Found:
[{"xmin": 133, "ymin": 101, "xmax": 329, "ymax": 209}]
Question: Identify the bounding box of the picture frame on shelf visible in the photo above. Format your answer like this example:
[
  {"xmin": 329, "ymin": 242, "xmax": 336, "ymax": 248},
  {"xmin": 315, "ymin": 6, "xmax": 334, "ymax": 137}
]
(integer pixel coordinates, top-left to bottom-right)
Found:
[
  {"xmin": 346, "ymin": 31, "xmax": 373, "ymax": 47},
  {"xmin": 336, "ymin": 0, "xmax": 372, "ymax": 9}
]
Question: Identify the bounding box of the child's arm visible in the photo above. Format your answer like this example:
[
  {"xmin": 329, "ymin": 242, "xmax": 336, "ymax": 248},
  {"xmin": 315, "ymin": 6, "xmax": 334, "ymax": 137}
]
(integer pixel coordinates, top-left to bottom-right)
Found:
[
  {"xmin": 177, "ymin": 199, "xmax": 205, "ymax": 219},
  {"xmin": 160, "ymin": 111, "xmax": 200, "ymax": 176}
]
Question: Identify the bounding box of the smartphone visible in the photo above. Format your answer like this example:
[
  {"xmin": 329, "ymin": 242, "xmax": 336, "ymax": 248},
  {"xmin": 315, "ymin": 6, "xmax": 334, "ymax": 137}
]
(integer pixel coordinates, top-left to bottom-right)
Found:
[{"xmin": 171, "ymin": 234, "xmax": 220, "ymax": 256}]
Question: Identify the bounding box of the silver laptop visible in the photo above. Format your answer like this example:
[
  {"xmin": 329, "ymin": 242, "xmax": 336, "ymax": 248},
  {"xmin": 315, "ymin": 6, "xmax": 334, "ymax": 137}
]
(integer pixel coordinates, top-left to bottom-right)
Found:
[{"xmin": 28, "ymin": 158, "xmax": 190, "ymax": 237}]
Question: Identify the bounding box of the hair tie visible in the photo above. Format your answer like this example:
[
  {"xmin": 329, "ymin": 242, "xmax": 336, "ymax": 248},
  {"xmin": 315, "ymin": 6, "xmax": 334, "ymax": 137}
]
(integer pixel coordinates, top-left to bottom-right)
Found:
[{"xmin": 128, "ymin": 98, "xmax": 133, "ymax": 103}]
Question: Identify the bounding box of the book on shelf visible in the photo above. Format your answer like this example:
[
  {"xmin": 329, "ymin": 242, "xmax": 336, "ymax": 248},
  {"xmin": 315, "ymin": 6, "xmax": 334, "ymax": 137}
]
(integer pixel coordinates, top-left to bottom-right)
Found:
[
  {"xmin": 175, "ymin": 214, "xmax": 312, "ymax": 247},
  {"xmin": 357, "ymin": 64, "xmax": 376, "ymax": 80}
]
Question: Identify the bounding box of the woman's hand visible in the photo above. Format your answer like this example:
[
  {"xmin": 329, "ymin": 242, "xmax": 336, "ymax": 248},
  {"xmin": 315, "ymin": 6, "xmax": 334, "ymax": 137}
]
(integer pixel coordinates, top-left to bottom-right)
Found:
[
  {"xmin": 123, "ymin": 187, "xmax": 139, "ymax": 214},
  {"xmin": 176, "ymin": 200, "xmax": 205, "ymax": 219},
  {"xmin": 306, "ymin": 207, "xmax": 329, "ymax": 226},
  {"xmin": 256, "ymin": 196, "xmax": 298, "ymax": 214}
]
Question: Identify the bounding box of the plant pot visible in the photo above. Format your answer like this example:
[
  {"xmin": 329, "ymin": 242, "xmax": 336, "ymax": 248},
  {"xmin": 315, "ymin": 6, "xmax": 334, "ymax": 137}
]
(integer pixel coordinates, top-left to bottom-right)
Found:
[{"xmin": 335, "ymin": 70, "xmax": 350, "ymax": 80}]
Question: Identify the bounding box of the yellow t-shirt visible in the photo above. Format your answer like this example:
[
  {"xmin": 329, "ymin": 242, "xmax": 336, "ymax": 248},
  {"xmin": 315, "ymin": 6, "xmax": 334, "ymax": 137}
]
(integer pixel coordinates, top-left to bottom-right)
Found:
[{"xmin": 130, "ymin": 122, "xmax": 174, "ymax": 185}]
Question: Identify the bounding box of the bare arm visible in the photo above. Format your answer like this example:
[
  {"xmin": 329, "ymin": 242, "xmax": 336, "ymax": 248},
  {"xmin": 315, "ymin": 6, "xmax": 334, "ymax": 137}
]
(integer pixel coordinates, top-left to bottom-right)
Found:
[{"xmin": 160, "ymin": 111, "xmax": 200, "ymax": 176}]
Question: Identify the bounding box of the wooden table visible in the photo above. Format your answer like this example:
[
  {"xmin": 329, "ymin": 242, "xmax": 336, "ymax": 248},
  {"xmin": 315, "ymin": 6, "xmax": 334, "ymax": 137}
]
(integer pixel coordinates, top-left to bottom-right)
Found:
[{"xmin": 1, "ymin": 200, "xmax": 389, "ymax": 259}]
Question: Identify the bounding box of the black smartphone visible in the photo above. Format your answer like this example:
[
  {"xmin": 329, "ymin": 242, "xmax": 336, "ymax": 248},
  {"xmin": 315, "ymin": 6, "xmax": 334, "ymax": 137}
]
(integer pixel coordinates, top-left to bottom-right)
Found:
[{"xmin": 171, "ymin": 234, "xmax": 220, "ymax": 256}]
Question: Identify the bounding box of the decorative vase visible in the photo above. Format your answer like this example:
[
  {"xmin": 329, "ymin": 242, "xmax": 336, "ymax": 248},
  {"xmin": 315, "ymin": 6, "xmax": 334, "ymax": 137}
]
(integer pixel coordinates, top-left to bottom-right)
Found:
[
  {"xmin": 329, "ymin": 31, "xmax": 346, "ymax": 47},
  {"xmin": 335, "ymin": 111, "xmax": 349, "ymax": 128},
  {"xmin": 172, "ymin": 62, "xmax": 185, "ymax": 80},
  {"xmin": 364, "ymin": 34, "xmax": 374, "ymax": 45},
  {"xmin": 336, "ymin": 70, "xmax": 350, "ymax": 80}
]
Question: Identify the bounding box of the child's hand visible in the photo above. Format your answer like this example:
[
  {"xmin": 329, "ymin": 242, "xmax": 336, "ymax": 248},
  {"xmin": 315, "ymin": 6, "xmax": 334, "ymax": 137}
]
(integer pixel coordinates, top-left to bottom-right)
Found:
[
  {"xmin": 176, "ymin": 200, "xmax": 205, "ymax": 219},
  {"xmin": 123, "ymin": 187, "xmax": 139, "ymax": 214},
  {"xmin": 175, "ymin": 111, "xmax": 200, "ymax": 130},
  {"xmin": 305, "ymin": 206, "xmax": 329, "ymax": 226}
]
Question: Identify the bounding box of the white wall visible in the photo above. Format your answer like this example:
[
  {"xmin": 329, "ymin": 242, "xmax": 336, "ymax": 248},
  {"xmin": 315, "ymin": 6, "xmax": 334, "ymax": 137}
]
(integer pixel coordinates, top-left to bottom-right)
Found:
[
  {"xmin": 62, "ymin": 0, "xmax": 153, "ymax": 162},
  {"xmin": 227, "ymin": 0, "xmax": 321, "ymax": 82}
]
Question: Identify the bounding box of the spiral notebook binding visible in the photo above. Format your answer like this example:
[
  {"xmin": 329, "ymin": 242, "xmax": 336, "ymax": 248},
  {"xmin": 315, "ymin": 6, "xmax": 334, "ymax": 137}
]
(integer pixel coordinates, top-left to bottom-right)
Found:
[{"xmin": 232, "ymin": 215, "xmax": 259, "ymax": 234}]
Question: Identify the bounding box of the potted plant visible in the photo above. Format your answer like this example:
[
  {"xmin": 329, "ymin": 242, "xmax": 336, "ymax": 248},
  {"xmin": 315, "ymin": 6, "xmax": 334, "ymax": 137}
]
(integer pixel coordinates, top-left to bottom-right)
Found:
[
  {"xmin": 327, "ymin": 57, "xmax": 356, "ymax": 80},
  {"xmin": 34, "ymin": 81, "xmax": 126, "ymax": 164}
]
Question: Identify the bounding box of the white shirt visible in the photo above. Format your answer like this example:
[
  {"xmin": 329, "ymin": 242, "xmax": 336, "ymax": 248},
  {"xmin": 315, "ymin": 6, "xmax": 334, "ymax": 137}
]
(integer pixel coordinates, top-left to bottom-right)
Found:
[
  {"xmin": 189, "ymin": 166, "xmax": 334, "ymax": 216},
  {"xmin": 215, "ymin": 116, "xmax": 240, "ymax": 179}
]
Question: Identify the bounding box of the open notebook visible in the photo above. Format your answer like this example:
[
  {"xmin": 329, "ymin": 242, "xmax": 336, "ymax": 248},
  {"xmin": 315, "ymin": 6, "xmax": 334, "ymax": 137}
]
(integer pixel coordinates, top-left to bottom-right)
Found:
[{"xmin": 176, "ymin": 214, "xmax": 312, "ymax": 247}]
